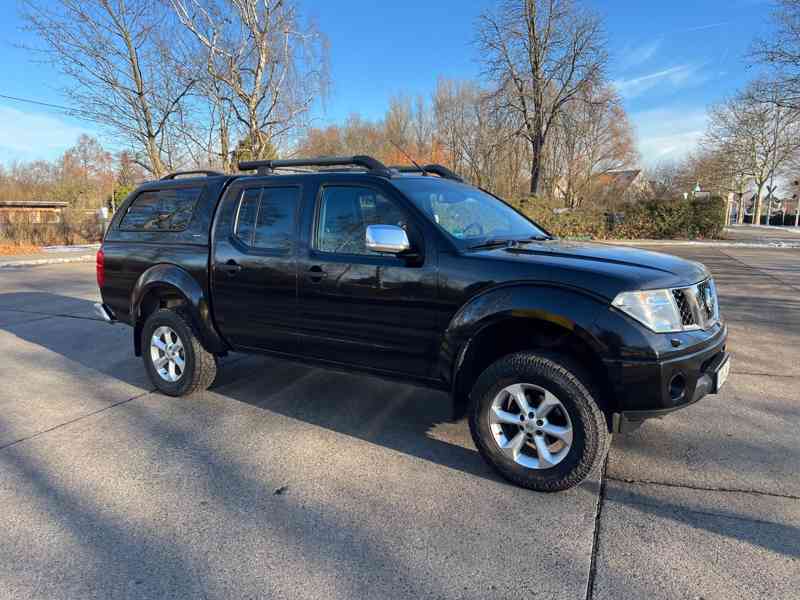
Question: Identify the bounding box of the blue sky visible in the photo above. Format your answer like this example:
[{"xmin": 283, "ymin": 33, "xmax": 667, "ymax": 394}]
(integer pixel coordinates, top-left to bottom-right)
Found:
[{"xmin": 0, "ymin": 0, "xmax": 774, "ymax": 166}]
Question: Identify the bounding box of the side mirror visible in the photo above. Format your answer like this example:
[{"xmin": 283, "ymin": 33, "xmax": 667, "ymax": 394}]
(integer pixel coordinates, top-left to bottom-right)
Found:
[{"xmin": 365, "ymin": 224, "xmax": 411, "ymax": 254}]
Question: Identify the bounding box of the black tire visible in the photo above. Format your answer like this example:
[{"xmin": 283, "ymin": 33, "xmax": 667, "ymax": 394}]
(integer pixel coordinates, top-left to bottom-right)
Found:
[
  {"xmin": 468, "ymin": 351, "xmax": 608, "ymax": 492},
  {"xmin": 141, "ymin": 308, "xmax": 218, "ymax": 396}
]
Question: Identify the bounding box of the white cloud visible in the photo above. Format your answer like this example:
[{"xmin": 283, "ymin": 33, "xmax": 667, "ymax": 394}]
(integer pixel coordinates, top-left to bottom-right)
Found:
[
  {"xmin": 613, "ymin": 64, "xmax": 704, "ymax": 99},
  {"xmin": 674, "ymin": 21, "xmax": 731, "ymax": 34},
  {"xmin": 0, "ymin": 104, "xmax": 93, "ymax": 163},
  {"xmin": 631, "ymin": 106, "xmax": 708, "ymax": 166},
  {"xmin": 618, "ymin": 39, "xmax": 662, "ymax": 71}
]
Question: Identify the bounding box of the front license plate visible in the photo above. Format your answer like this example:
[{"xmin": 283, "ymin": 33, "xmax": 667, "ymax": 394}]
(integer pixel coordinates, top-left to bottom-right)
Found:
[{"xmin": 715, "ymin": 356, "xmax": 731, "ymax": 392}]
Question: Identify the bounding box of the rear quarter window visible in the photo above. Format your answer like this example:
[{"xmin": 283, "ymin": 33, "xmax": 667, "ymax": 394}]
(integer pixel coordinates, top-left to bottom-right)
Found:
[{"xmin": 120, "ymin": 187, "xmax": 203, "ymax": 231}]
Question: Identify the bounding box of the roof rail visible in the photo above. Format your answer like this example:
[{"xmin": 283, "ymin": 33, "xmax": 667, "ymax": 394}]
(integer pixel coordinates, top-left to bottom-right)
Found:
[
  {"xmin": 389, "ymin": 164, "xmax": 463, "ymax": 182},
  {"xmin": 238, "ymin": 155, "xmax": 392, "ymax": 177},
  {"xmin": 161, "ymin": 170, "xmax": 225, "ymax": 180}
]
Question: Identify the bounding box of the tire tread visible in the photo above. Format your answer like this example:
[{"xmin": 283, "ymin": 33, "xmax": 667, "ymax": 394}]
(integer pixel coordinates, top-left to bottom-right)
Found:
[
  {"xmin": 143, "ymin": 308, "xmax": 217, "ymax": 396},
  {"xmin": 468, "ymin": 351, "xmax": 609, "ymax": 492}
]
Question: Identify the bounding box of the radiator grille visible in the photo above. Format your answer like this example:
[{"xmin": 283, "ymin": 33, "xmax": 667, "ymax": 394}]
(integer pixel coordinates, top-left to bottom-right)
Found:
[
  {"xmin": 672, "ymin": 289, "xmax": 695, "ymax": 326},
  {"xmin": 670, "ymin": 278, "xmax": 719, "ymax": 330}
]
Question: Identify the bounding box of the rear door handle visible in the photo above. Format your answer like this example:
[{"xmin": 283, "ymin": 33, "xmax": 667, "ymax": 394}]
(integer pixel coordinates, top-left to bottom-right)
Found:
[
  {"xmin": 220, "ymin": 259, "xmax": 242, "ymax": 276},
  {"xmin": 306, "ymin": 265, "xmax": 327, "ymax": 283}
]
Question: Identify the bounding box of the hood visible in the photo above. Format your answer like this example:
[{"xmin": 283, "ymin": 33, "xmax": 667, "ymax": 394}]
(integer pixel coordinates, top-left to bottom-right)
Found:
[{"xmin": 470, "ymin": 240, "xmax": 709, "ymax": 299}]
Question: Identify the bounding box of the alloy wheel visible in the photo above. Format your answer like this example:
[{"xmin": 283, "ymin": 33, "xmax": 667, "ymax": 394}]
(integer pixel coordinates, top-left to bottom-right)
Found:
[
  {"xmin": 488, "ymin": 383, "xmax": 573, "ymax": 469},
  {"xmin": 150, "ymin": 326, "xmax": 185, "ymax": 383}
]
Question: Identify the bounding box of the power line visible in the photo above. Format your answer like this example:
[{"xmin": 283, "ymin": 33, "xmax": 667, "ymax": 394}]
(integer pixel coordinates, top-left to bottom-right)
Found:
[{"xmin": 0, "ymin": 92, "xmax": 85, "ymax": 116}]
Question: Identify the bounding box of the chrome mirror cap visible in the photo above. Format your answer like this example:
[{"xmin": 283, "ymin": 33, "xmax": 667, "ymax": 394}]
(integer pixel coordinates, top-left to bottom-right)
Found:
[{"xmin": 365, "ymin": 224, "xmax": 411, "ymax": 254}]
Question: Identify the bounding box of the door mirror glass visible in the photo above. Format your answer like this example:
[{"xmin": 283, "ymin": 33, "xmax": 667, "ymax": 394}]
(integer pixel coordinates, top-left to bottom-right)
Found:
[{"xmin": 365, "ymin": 224, "xmax": 411, "ymax": 254}]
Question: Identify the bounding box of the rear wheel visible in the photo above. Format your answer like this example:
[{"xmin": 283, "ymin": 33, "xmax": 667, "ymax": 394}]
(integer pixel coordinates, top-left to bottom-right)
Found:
[
  {"xmin": 468, "ymin": 351, "xmax": 608, "ymax": 492},
  {"xmin": 142, "ymin": 308, "xmax": 217, "ymax": 396}
]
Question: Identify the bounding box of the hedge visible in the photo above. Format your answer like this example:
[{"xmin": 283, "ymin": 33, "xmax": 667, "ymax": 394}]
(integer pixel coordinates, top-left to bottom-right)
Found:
[
  {"xmin": 514, "ymin": 196, "xmax": 726, "ymax": 240},
  {"xmin": 0, "ymin": 210, "xmax": 105, "ymax": 246}
]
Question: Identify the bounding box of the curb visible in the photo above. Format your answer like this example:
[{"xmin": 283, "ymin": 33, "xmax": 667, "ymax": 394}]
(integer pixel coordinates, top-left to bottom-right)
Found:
[
  {"xmin": 0, "ymin": 255, "xmax": 96, "ymax": 269},
  {"xmin": 607, "ymin": 239, "xmax": 800, "ymax": 249}
]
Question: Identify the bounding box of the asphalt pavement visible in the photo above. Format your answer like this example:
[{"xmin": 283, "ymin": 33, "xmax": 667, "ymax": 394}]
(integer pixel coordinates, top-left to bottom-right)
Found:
[{"xmin": 0, "ymin": 245, "xmax": 797, "ymax": 599}]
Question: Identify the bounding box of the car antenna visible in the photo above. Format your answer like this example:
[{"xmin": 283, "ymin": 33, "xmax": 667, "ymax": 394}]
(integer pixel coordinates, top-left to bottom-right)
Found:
[{"xmin": 388, "ymin": 139, "xmax": 427, "ymax": 176}]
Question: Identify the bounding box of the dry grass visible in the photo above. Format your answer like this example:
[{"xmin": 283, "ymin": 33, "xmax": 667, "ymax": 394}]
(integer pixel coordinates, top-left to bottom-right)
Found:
[{"xmin": 0, "ymin": 243, "xmax": 42, "ymax": 256}]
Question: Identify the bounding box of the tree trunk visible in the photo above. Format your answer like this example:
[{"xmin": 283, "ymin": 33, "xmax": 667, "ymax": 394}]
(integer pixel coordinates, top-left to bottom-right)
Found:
[
  {"xmin": 753, "ymin": 184, "xmax": 765, "ymax": 225},
  {"xmin": 529, "ymin": 134, "xmax": 544, "ymax": 196},
  {"xmin": 220, "ymin": 119, "xmax": 231, "ymax": 172},
  {"xmin": 737, "ymin": 193, "xmax": 745, "ymax": 224},
  {"xmin": 146, "ymin": 136, "xmax": 165, "ymax": 178}
]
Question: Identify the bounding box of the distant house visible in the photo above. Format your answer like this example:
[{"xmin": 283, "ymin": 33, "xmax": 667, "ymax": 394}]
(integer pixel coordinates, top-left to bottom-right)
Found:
[
  {"xmin": 729, "ymin": 192, "xmax": 800, "ymax": 225},
  {"xmin": 0, "ymin": 201, "xmax": 67, "ymax": 226},
  {"xmin": 589, "ymin": 169, "xmax": 648, "ymax": 203}
]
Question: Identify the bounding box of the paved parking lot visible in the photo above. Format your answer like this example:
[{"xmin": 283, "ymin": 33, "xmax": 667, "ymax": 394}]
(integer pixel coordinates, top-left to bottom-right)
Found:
[{"xmin": 1, "ymin": 245, "xmax": 798, "ymax": 599}]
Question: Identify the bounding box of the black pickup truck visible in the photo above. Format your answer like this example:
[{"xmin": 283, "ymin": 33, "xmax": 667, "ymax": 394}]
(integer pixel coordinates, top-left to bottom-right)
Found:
[{"xmin": 95, "ymin": 155, "xmax": 729, "ymax": 492}]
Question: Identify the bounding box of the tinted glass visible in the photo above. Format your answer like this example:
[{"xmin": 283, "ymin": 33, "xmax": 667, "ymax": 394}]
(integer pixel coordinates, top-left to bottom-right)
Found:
[
  {"xmin": 234, "ymin": 188, "xmax": 261, "ymax": 244},
  {"xmin": 316, "ymin": 186, "xmax": 407, "ymax": 255},
  {"xmin": 120, "ymin": 187, "xmax": 202, "ymax": 231},
  {"xmin": 254, "ymin": 187, "xmax": 298, "ymax": 250},
  {"xmin": 234, "ymin": 187, "xmax": 298, "ymax": 250},
  {"xmin": 392, "ymin": 178, "xmax": 547, "ymax": 248}
]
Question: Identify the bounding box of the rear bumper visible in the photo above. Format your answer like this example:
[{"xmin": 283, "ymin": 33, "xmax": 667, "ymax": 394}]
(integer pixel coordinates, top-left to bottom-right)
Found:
[
  {"xmin": 607, "ymin": 324, "xmax": 729, "ymax": 433},
  {"xmin": 93, "ymin": 302, "xmax": 116, "ymax": 323}
]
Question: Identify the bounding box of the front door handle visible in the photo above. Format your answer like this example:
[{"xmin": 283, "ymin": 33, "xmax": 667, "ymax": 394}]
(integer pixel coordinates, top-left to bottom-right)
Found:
[
  {"xmin": 220, "ymin": 259, "xmax": 242, "ymax": 276},
  {"xmin": 306, "ymin": 265, "xmax": 327, "ymax": 283}
]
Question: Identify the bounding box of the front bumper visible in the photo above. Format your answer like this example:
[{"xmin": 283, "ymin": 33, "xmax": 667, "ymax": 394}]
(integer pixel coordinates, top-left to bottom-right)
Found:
[{"xmin": 606, "ymin": 323, "xmax": 729, "ymax": 433}]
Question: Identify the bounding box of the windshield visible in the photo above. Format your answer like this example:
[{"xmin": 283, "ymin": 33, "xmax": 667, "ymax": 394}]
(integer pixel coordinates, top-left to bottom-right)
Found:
[{"xmin": 392, "ymin": 178, "xmax": 549, "ymax": 249}]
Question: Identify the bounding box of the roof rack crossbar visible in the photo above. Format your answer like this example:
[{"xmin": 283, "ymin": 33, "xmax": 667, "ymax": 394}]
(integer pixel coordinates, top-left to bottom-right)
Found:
[
  {"xmin": 238, "ymin": 155, "xmax": 391, "ymax": 177},
  {"xmin": 161, "ymin": 170, "xmax": 225, "ymax": 180},
  {"xmin": 389, "ymin": 164, "xmax": 463, "ymax": 182}
]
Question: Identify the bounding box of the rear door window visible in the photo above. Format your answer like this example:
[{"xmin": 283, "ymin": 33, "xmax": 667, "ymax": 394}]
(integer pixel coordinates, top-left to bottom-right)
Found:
[
  {"xmin": 233, "ymin": 186, "xmax": 299, "ymax": 251},
  {"xmin": 234, "ymin": 188, "xmax": 261, "ymax": 244},
  {"xmin": 120, "ymin": 187, "xmax": 202, "ymax": 231}
]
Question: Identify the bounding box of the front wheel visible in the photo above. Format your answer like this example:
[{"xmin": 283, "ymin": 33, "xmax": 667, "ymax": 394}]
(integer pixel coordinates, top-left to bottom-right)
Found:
[
  {"xmin": 142, "ymin": 308, "xmax": 218, "ymax": 396},
  {"xmin": 468, "ymin": 352, "xmax": 608, "ymax": 492}
]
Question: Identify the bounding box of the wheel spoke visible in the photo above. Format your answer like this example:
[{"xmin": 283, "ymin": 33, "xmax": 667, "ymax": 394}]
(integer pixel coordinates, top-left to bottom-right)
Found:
[
  {"xmin": 174, "ymin": 354, "xmax": 185, "ymax": 370},
  {"xmin": 541, "ymin": 423, "xmax": 572, "ymax": 445},
  {"xmin": 491, "ymin": 407, "xmax": 522, "ymax": 426},
  {"xmin": 501, "ymin": 430, "xmax": 526, "ymax": 460},
  {"xmin": 507, "ymin": 384, "xmax": 531, "ymax": 415},
  {"xmin": 153, "ymin": 355, "xmax": 168, "ymax": 368},
  {"xmin": 173, "ymin": 339, "xmax": 184, "ymax": 352},
  {"xmin": 152, "ymin": 337, "xmax": 166, "ymax": 351},
  {"xmin": 534, "ymin": 435, "xmax": 556, "ymax": 467},
  {"xmin": 536, "ymin": 390, "xmax": 560, "ymax": 418},
  {"xmin": 168, "ymin": 360, "xmax": 177, "ymax": 381}
]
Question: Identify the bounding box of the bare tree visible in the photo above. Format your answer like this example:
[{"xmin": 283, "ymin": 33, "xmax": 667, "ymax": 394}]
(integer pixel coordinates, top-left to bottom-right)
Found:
[
  {"xmin": 412, "ymin": 95, "xmax": 435, "ymax": 161},
  {"xmin": 476, "ymin": 0, "xmax": 607, "ymax": 195},
  {"xmin": 433, "ymin": 78, "xmax": 529, "ymax": 198},
  {"xmin": 22, "ymin": 0, "xmax": 195, "ymax": 177},
  {"xmin": 170, "ymin": 0, "xmax": 328, "ymax": 162},
  {"xmin": 552, "ymin": 84, "xmax": 637, "ymax": 207},
  {"xmin": 705, "ymin": 84, "xmax": 800, "ymax": 224},
  {"xmin": 752, "ymin": 0, "xmax": 800, "ymax": 109}
]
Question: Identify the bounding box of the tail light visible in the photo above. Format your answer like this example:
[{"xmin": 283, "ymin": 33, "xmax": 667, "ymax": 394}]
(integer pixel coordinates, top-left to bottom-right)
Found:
[{"xmin": 96, "ymin": 247, "xmax": 105, "ymax": 289}]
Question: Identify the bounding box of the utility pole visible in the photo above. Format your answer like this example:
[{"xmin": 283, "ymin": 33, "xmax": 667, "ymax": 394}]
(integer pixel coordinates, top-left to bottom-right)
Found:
[{"xmin": 765, "ymin": 181, "xmax": 776, "ymax": 226}]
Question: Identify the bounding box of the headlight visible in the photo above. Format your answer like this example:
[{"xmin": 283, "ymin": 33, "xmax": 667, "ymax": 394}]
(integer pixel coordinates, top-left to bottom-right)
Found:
[{"xmin": 612, "ymin": 289, "xmax": 682, "ymax": 333}]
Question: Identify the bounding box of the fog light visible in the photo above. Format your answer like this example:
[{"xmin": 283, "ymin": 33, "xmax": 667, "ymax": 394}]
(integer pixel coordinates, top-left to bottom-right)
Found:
[{"xmin": 669, "ymin": 374, "xmax": 686, "ymax": 402}]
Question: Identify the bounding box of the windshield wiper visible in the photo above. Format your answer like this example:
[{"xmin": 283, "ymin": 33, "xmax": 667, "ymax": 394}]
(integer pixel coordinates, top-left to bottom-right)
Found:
[
  {"xmin": 466, "ymin": 238, "xmax": 519, "ymax": 251},
  {"xmin": 516, "ymin": 235, "xmax": 552, "ymax": 243},
  {"xmin": 467, "ymin": 235, "xmax": 551, "ymax": 251}
]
